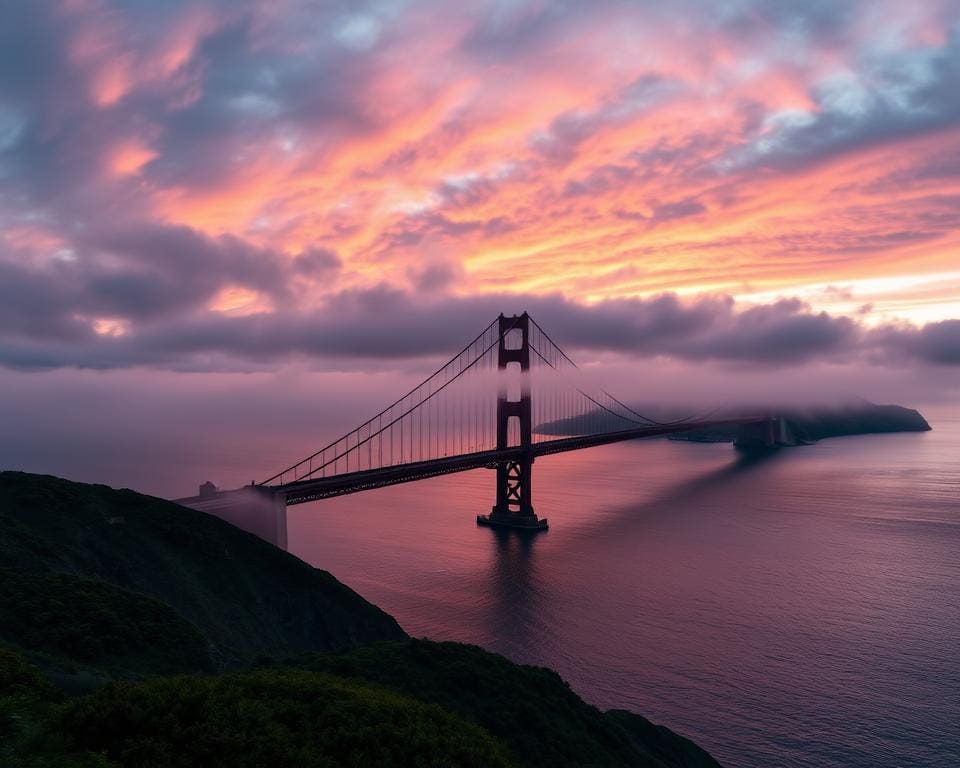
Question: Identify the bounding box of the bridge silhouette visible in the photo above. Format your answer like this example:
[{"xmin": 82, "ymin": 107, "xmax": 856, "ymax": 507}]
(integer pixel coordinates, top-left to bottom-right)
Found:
[{"xmin": 178, "ymin": 313, "xmax": 775, "ymax": 547}]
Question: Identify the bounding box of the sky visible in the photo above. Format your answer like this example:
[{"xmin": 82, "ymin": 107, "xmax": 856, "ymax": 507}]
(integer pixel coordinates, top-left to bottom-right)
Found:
[{"xmin": 1, "ymin": 0, "xmax": 959, "ymax": 493}]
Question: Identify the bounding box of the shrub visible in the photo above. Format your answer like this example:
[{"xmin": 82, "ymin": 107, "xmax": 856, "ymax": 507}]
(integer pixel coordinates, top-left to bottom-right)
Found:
[{"xmin": 60, "ymin": 668, "xmax": 512, "ymax": 767}]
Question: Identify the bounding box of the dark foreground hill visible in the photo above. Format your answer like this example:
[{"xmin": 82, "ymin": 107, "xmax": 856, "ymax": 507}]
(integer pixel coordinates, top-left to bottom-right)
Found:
[
  {"xmin": 0, "ymin": 471, "xmax": 723, "ymax": 767},
  {"xmin": 0, "ymin": 471, "xmax": 405, "ymax": 672},
  {"xmin": 287, "ymin": 639, "xmax": 721, "ymax": 768},
  {"xmin": 2, "ymin": 641, "xmax": 721, "ymax": 768}
]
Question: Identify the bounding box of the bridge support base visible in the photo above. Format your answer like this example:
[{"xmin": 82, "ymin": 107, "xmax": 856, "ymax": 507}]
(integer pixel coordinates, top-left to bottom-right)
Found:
[
  {"xmin": 734, "ymin": 416, "xmax": 794, "ymax": 451},
  {"xmin": 476, "ymin": 512, "xmax": 548, "ymax": 531}
]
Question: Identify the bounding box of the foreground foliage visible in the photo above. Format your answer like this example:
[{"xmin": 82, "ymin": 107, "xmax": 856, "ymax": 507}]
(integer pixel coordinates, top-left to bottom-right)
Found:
[
  {"xmin": 0, "ymin": 648, "xmax": 109, "ymax": 768},
  {"xmin": 0, "ymin": 568, "xmax": 213, "ymax": 678},
  {"xmin": 0, "ymin": 644, "xmax": 722, "ymax": 767},
  {"xmin": 289, "ymin": 639, "xmax": 718, "ymax": 768},
  {"xmin": 61, "ymin": 667, "xmax": 511, "ymax": 768},
  {"xmin": 1, "ymin": 648, "xmax": 507, "ymax": 767}
]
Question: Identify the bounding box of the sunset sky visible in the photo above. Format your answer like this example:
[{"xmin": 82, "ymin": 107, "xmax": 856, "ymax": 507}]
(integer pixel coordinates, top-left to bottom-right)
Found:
[{"xmin": 1, "ymin": 0, "xmax": 958, "ymax": 492}]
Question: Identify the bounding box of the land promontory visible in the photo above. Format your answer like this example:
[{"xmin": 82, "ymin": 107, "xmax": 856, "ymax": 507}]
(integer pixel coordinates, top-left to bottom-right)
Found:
[
  {"xmin": 670, "ymin": 400, "xmax": 931, "ymax": 444},
  {"xmin": 540, "ymin": 399, "xmax": 930, "ymax": 443},
  {"xmin": 1, "ymin": 471, "xmax": 722, "ymax": 767}
]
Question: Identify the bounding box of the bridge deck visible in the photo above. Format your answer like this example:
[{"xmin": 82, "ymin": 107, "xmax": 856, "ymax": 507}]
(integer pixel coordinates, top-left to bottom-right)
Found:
[{"xmin": 270, "ymin": 418, "xmax": 760, "ymax": 505}]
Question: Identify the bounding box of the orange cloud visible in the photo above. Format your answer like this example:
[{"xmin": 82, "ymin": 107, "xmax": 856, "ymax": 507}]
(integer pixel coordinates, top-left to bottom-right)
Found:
[
  {"xmin": 18, "ymin": 0, "xmax": 960, "ymax": 330},
  {"xmin": 209, "ymin": 286, "xmax": 274, "ymax": 316},
  {"xmin": 108, "ymin": 140, "xmax": 157, "ymax": 177}
]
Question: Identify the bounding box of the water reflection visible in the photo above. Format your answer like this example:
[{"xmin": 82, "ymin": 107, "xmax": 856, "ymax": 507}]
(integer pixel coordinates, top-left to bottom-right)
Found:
[
  {"xmin": 569, "ymin": 448, "xmax": 784, "ymax": 542},
  {"xmin": 485, "ymin": 527, "xmax": 550, "ymax": 660}
]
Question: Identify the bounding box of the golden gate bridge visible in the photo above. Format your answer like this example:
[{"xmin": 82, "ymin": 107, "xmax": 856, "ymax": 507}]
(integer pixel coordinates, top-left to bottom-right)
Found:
[{"xmin": 178, "ymin": 313, "xmax": 774, "ymax": 547}]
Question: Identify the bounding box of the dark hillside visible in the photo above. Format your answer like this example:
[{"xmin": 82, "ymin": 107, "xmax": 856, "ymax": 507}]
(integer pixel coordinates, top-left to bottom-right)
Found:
[
  {"xmin": 59, "ymin": 668, "xmax": 512, "ymax": 768},
  {"xmin": 0, "ymin": 568, "xmax": 213, "ymax": 681},
  {"xmin": 1, "ymin": 643, "xmax": 723, "ymax": 768},
  {"xmin": 0, "ymin": 473, "xmax": 725, "ymax": 767},
  {"xmin": 288, "ymin": 639, "xmax": 722, "ymax": 768},
  {"xmin": 0, "ymin": 471, "xmax": 405, "ymax": 665}
]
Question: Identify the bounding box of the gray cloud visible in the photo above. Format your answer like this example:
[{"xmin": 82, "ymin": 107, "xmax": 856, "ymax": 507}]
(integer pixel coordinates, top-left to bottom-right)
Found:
[
  {"xmin": 869, "ymin": 319, "xmax": 960, "ymax": 366},
  {"xmin": 713, "ymin": 0, "xmax": 858, "ymax": 47},
  {"xmin": 651, "ymin": 198, "xmax": 707, "ymax": 223},
  {"xmin": 408, "ymin": 261, "xmax": 462, "ymax": 293},
  {"xmin": 1, "ymin": 278, "xmax": 957, "ymax": 371},
  {"xmin": 532, "ymin": 74, "xmax": 684, "ymax": 166},
  {"xmin": 0, "ymin": 221, "xmax": 336, "ymax": 340},
  {"xmin": 865, "ymin": 142, "xmax": 960, "ymax": 192},
  {"xmin": 723, "ymin": 28, "xmax": 960, "ymax": 171},
  {"xmin": 914, "ymin": 320, "xmax": 960, "ymax": 364},
  {"xmin": 373, "ymin": 211, "xmax": 517, "ymax": 253},
  {"xmin": 293, "ymin": 247, "xmax": 342, "ymax": 277}
]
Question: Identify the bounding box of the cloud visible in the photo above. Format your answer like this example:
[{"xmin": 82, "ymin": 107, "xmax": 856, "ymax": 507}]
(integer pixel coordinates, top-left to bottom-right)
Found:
[
  {"xmin": 914, "ymin": 320, "xmax": 960, "ymax": 364},
  {"xmin": 531, "ymin": 74, "xmax": 685, "ymax": 166},
  {"xmin": 293, "ymin": 247, "xmax": 342, "ymax": 276},
  {"xmin": 722, "ymin": 29, "xmax": 960, "ymax": 171},
  {"xmin": 408, "ymin": 260, "xmax": 462, "ymax": 293},
  {"xmin": 650, "ymin": 198, "xmax": 707, "ymax": 223},
  {"xmin": 0, "ymin": 0, "xmax": 959, "ymax": 373},
  {"xmin": 0, "ymin": 221, "xmax": 342, "ymax": 345},
  {"xmin": 0, "ymin": 279, "xmax": 957, "ymax": 371},
  {"xmin": 870, "ymin": 319, "xmax": 960, "ymax": 365}
]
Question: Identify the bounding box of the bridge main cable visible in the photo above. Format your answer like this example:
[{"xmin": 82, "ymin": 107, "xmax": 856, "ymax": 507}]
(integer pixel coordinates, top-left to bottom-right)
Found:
[
  {"xmin": 527, "ymin": 343, "xmax": 653, "ymax": 428},
  {"xmin": 528, "ymin": 316, "xmax": 719, "ymax": 427},
  {"xmin": 260, "ymin": 315, "xmax": 522, "ymax": 487}
]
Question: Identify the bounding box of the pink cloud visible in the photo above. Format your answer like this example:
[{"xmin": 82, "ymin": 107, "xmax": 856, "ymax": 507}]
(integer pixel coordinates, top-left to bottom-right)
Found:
[{"xmin": 1, "ymin": 0, "xmax": 959, "ymax": 373}]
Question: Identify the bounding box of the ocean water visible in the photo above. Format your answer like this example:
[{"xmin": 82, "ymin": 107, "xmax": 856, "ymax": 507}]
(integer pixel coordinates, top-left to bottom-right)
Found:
[{"xmin": 288, "ymin": 408, "xmax": 960, "ymax": 768}]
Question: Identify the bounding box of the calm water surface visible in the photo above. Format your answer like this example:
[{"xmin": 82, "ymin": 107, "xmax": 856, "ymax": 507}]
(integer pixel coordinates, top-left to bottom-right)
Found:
[{"xmin": 289, "ymin": 408, "xmax": 960, "ymax": 768}]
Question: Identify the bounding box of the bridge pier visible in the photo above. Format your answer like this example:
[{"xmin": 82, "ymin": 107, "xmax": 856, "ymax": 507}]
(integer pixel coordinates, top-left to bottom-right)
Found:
[
  {"xmin": 478, "ymin": 312, "xmax": 548, "ymax": 531},
  {"xmin": 734, "ymin": 416, "xmax": 793, "ymax": 450}
]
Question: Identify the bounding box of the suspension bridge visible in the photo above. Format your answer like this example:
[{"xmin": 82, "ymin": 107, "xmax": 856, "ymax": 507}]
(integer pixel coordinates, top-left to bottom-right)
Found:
[{"xmin": 177, "ymin": 313, "xmax": 777, "ymax": 547}]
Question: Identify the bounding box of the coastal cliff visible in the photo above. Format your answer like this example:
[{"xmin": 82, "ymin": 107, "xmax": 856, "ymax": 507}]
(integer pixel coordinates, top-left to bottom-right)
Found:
[
  {"xmin": 1, "ymin": 471, "xmax": 723, "ymax": 767},
  {"xmin": 0, "ymin": 470, "xmax": 405, "ymax": 670}
]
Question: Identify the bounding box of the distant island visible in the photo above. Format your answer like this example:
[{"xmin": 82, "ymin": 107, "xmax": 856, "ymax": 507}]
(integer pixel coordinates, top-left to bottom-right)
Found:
[
  {"xmin": 536, "ymin": 399, "xmax": 930, "ymax": 446},
  {"xmin": 1, "ymin": 471, "xmax": 721, "ymax": 767},
  {"xmin": 667, "ymin": 400, "xmax": 931, "ymax": 445}
]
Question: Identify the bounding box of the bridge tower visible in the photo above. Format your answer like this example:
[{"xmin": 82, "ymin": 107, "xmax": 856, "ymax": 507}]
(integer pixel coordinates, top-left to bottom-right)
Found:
[{"xmin": 478, "ymin": 312, "xmax": 548, "ymax": 531}]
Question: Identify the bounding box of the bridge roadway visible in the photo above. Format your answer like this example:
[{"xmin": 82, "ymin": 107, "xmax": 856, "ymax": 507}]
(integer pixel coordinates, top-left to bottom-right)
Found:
[{"xmin": 273, "ymin": 417, "xmax": 762, "ymax": 505}]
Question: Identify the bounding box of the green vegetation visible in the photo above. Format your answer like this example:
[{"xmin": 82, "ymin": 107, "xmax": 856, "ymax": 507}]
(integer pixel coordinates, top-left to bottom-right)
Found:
[
  {"xmin": 0, "ymin": 472, "xmax": 723, "ymax": 766},
  {"xmin": 61, "ymin": 668, "xmax": 512, "ymax": 768},
  {"xmin": 1, "ymin": 644, "xmax": 719, "ymax": 768},
  {"xmin": 1, "ymin": 648, "xmax": 508, "ymax": 767},
  {"xmin": 0, "ymin": 568, "xmax": 213, "ymax": 679},
  {"xmin": 288, "ymin": 639, "xmax": 720, "ymax": 768},
  {"xmin": 0, "ymin": 647, "xmax": 109, "ymax": 768},
  {"xmin": 0, "ymin": 471, "xmax": 404, "ymax": 666},
  {"xmin": 1, "ymin": 646, "xmax": 52, "ymax": 753}
]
